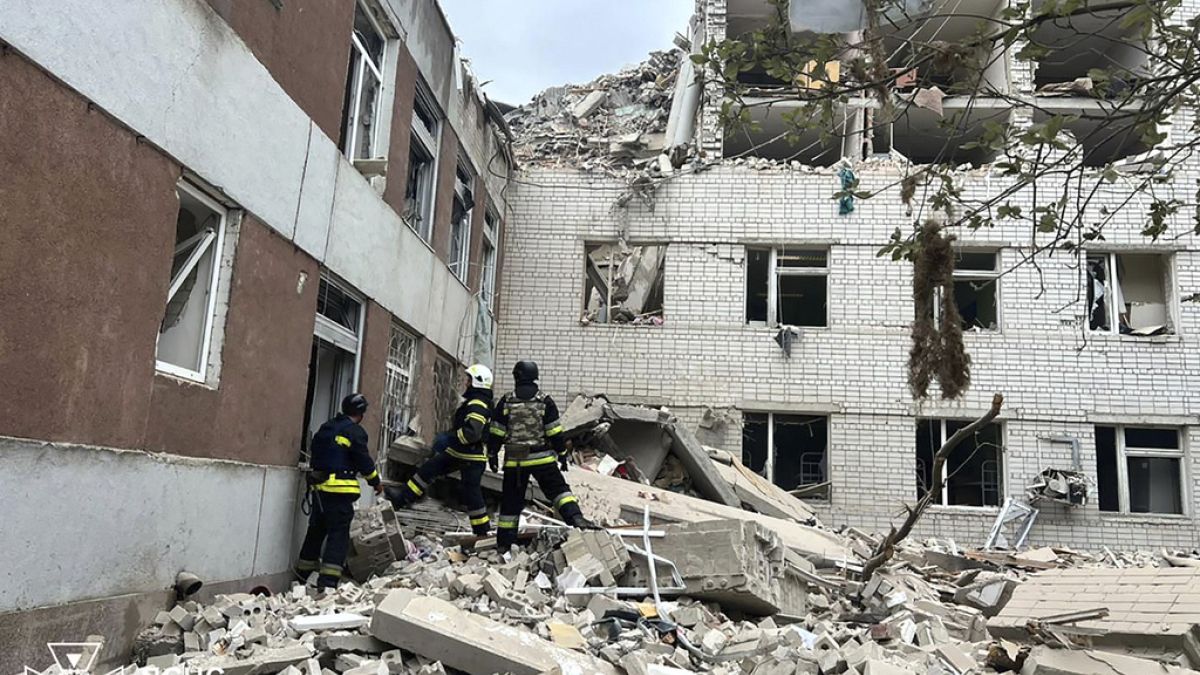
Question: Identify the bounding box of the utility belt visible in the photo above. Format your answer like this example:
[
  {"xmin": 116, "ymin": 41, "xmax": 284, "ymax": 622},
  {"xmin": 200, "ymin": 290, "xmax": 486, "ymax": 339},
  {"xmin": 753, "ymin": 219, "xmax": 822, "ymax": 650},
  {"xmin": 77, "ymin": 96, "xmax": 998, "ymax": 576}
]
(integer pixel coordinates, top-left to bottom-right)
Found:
[
  {"xmin": 308, "ymin": 469, "xmax": 361, "ymax": 494},
  {"xmin": 503, "ymin": 446, "xmax": 559, "ymax": 468}
]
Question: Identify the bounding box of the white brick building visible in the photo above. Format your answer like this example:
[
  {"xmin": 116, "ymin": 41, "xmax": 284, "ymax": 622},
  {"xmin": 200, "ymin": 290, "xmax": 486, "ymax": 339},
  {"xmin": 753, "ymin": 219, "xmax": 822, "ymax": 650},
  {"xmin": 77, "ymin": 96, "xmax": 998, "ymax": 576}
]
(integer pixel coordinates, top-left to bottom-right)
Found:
[{"xmin": 495, "ymin": 0, "xmax": 1200, "ymax": 550}]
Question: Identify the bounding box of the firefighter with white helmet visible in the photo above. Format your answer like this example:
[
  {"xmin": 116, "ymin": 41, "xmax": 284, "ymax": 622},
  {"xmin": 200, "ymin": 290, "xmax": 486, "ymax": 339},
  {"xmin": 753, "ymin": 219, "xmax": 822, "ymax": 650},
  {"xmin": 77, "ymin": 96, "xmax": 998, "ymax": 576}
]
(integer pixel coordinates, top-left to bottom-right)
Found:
[{"xmin": 386, "ymin": 364, "xmax": 495, "ymax": 536}]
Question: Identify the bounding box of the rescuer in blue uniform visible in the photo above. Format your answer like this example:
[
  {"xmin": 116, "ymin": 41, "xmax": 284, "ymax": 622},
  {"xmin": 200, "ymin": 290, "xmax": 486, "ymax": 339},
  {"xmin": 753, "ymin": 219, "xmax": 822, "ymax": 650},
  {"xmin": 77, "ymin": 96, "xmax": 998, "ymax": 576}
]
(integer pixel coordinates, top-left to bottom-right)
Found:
[{"xmin": 295, "ymin": 393, "xmax": 381, "ymax": 589}]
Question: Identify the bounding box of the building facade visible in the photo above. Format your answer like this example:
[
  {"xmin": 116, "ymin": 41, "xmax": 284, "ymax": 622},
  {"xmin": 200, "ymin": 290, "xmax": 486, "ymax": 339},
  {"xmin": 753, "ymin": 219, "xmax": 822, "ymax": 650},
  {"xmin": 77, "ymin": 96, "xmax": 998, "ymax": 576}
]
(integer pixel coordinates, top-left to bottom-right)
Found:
[
  {"xmin": 0, "ymin": 0, "xmax": 511, "ymax": 663},
  {"xmin": 496, "ymin": 0, "xmax": 1200, "ymax": 552}
]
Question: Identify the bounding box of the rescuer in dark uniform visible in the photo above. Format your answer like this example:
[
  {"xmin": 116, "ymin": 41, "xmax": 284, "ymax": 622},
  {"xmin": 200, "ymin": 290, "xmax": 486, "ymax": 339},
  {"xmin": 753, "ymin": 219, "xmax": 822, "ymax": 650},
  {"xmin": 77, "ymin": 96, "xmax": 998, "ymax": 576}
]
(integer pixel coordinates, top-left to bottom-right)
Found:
[
  {"xmin": 295, "ymin": 393, "xmax": 381, "ymax": 589},
  {"xmin": 385, "ymin": 364, "xmax": 495, "ymax": 536},
  {"xmin": 488, "ymin": 360, "xmax": 596, "ymax": 552}
]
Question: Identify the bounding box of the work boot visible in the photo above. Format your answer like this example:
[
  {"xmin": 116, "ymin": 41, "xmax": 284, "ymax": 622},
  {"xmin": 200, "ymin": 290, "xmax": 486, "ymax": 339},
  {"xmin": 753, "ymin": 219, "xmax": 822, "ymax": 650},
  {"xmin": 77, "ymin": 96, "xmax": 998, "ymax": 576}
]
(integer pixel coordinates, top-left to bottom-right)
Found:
[
  {"xmin": 383, "ymin": 485, "xmax": 409, "ymax": 509},
  {"xmin": 569, "ymin": 514, "xmax": 600, "ymax": 530},
  {"xmin": 293, "ymin": 561, "xmax": 318, "ymax": 584}
]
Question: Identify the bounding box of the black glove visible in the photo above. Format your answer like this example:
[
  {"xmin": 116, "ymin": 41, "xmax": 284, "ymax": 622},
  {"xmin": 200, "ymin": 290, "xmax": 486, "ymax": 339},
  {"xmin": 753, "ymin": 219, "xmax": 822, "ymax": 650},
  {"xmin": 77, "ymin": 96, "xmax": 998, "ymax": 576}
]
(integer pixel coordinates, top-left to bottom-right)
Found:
[
  {"xmin": 488, "ymin": 453, "xmax": 499, "ymax": 473},
  {"xmin": 558, "ymin": 452, "xmax": 570, "ymax": 471}
]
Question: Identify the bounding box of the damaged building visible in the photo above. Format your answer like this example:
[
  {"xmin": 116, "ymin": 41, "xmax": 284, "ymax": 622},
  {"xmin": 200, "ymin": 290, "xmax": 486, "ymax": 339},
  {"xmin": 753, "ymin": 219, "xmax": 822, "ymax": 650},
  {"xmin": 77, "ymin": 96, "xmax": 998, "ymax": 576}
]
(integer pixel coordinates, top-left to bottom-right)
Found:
[
  {"xmin": 494, "ymin": 0, "xmax": 1200, "ymax": 554},
  {"xmin": 0, "ymin": 0, "xmax": 512, "ymax": 668},
  {"xmin": 4, "ymin": 0, "xmax": 1200, "ymax": 671}
]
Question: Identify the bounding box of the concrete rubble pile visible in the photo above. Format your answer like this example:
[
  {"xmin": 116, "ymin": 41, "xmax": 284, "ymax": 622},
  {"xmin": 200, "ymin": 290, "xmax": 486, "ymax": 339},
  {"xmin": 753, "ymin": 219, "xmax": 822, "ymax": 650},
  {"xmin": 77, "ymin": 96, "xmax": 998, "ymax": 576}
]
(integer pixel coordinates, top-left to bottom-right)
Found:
[
  {"xmin": 95, "ymin": 496, "xmax": 1200, "ymax": 675},
  {"xmin": 84, "ymin": 438, "xmax": 1200, "ymax": 675},
  {"xmin": 504, "ymin": 51, "xmax": 682, "ymax": 172}
]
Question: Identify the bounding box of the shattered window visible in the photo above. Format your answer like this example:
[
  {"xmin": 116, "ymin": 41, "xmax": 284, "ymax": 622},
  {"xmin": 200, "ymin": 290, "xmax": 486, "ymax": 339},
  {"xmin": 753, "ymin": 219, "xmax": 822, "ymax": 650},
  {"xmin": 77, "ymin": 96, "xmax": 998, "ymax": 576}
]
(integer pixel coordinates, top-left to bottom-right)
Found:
[
  {"xmin": 1087, "ymin": 253, "xmax": 1173, "ymax": 336},
  {"xmin": 916, "ymin": 419, "xmax": 1003, "ymax": 507},
  {"xmin": 406, "ymin": 80, "xmax": 441, "ymax": 241},
  {"xmin": 316, "ymin": 277, "xmax": 362, "ymax": 332},
  {"xmin": 1095, "ymin": 425, "xmax": 1183, "ymax": 515},
  {"xmin": 339, "ymin": 1, "xmax": 388, "ymax": 161},
  {"xmin": 745, "ymin": 247, "xmax": 828, "ymax": 327},
  {"xmin": 582, "ymin": 243, "xmax": 665, "ymax": 325},
  {"xmin": 741, "ymin": 412, "xmax": 828, "ymax": 496},
  {"xmin": 931, "ymin": 250, "xmax": 999, "ymax": 331},
  {"xmin": 380, "ymin": 323, "xmax": 418, "ymax": 452},
  {"xmin": 449, "ymin": 158, "xmax": 475, "ymax": 283},
  {"xmin": 433, "ymin": 355, "xmax": 459, "ymax": 432},
  {"xmin": 481, "ymin": 212, "xmax": 499, "ymax": 311},
  {"xmin": 156, "ymin": 183, "xmax": 229, "ymax": 382}
]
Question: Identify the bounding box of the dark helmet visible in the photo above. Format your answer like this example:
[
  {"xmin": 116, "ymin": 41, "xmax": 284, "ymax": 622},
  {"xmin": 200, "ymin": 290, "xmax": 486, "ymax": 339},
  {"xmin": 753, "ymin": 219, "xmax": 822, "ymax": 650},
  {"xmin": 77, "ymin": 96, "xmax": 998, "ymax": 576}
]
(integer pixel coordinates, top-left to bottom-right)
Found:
[
  {"xmin": 513, "ymin": 360, "xmax": 539, "ymax": 383},
  {"xmin": 341, "ymin": 393, "xmax": 368, "ymax": 416}
]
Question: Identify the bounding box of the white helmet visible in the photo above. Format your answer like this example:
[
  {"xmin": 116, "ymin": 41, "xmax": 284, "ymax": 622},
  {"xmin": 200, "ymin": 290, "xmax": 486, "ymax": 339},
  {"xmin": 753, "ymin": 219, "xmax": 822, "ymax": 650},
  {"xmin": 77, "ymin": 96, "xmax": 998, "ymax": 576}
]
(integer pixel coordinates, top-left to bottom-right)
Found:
[{"xmin": 465, "ymin": 364, "xmax": 493, "ymax": 389}]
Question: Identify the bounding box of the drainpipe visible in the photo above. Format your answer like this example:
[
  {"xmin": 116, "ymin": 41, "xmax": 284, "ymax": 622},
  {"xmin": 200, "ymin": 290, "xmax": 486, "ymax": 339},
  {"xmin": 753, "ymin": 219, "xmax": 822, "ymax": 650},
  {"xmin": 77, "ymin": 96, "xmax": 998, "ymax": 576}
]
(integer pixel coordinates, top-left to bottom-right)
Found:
[{"xmin": 841, "ymin": 30, "xmax": 866, "ymax": 161}]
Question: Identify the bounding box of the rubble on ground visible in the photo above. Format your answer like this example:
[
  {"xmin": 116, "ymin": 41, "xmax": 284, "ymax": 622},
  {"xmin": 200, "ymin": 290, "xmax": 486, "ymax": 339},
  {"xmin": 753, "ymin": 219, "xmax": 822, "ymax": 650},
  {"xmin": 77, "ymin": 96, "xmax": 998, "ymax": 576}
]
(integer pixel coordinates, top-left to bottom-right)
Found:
[
  {"xmin": 87, "ymin": 396, "xmax": 1200, "ymax": 675},
  {"xmin": 505, "ymin": 51, "xmax": 682, "ymax": 173}
]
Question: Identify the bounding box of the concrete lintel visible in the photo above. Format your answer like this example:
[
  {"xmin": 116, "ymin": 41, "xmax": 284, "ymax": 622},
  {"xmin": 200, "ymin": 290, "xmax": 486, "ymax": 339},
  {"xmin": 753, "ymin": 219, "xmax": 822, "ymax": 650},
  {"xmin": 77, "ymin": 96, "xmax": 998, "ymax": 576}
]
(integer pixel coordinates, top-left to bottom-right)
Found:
[
  {"xmin": 1087, "ymin": 412, "xmax": 1200, "ymax": 426},
  {"xmin": 740, "ymin": 401, "xmax": 843, "ymax": 415}
]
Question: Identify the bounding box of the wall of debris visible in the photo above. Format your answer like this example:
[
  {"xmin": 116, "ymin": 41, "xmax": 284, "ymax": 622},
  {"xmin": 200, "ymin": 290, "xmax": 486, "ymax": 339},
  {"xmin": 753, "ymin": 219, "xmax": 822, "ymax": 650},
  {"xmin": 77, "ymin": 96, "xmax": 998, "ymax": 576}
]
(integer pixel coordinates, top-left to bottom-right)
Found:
[{"xmin": 495, "ymin": 165, "xmax": 1200, "ymax": 551}]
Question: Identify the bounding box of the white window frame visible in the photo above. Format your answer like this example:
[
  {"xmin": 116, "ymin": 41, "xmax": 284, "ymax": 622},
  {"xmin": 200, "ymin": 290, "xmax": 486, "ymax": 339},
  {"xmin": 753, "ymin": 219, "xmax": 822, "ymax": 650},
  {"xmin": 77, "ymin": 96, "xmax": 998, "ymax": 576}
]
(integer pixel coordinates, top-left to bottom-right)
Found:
[
  {"xmin": 381, "ymin": 322, "xmax": 418, "ymax": 452},
  {"xmin": 751, "ymin": 247, "xmax": 829, "ymax": 327},
  {"xmin": 342, "ymin": 0, "xmax": 388, "ymax": 161},
  {"xmin": 743, "ymin": 412, "xmax": 829, "ymax": 490},
  {"xmin": 448, "ymin": 158, "xmax": 474, "ymax": 283},
  {"xmin": 918, "ymin": 419, "xmax": 1005, "ymax": 508},
  {"xmin": 1087, "ymin": 251, "xmax": 1176, "ymax": 335},
  {"xmin": 763, "ymin": 247, "xmax": 830, "ymax": 326},
  {"xmin": 155, "ymin": 183, "xmax": 229, "ymax": 383},
  {"xmin": 481, "ymin": 211, "xmax": 499, "ymax": 312},
  {"xmin": 313, "ymin": 274, "xmax": 365, "ymax": 391},
  {"xmin": 406, "ymin": 82, "xmax": 442, "ymax": 241},
  {"xmin": 1101, "ymin": 426, "xmax": 1187, "ymax": 515},
  {"xmin": 936, "ymin": 250, "xmax": 1001, "ymax": 331}
]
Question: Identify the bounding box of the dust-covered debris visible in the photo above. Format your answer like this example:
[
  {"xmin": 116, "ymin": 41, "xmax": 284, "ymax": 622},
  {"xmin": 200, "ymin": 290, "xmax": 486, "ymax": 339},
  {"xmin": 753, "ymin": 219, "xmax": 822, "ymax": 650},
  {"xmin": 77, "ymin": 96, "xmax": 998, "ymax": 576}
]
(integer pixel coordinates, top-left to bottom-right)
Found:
[{"xmin": 505, "ymin": 51, "xmax": 682, "ymax": 173}]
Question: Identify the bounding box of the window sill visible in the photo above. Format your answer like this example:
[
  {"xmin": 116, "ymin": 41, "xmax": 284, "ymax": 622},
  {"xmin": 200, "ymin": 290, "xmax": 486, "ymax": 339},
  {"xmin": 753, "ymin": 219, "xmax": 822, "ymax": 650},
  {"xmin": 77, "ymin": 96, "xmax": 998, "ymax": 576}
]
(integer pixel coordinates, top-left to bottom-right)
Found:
[
  {"xmin": 926, "ymin": 504, "xmax": 1002, "ymax": 516},
  {"xmin": 1086, "ymin": 331, "xmax": 1180, "ymax": 344},
  {"xmin": 744, "ymin": 323, "xmax": 831, "ymax": 331},
  {"xmin": 1097, "ymin": 511, "xmax": 1193, "ymax": 523},
  {"xmin": 579, "ymin": 320, "xmax": 667, "ymax": 328},
  {"xmin": 401, "ymin": 218, "xmax": 436, "ymax": 253},
  {"xmin": 154, "ymin": 364, "xmax": 217, "ymax": 390}
]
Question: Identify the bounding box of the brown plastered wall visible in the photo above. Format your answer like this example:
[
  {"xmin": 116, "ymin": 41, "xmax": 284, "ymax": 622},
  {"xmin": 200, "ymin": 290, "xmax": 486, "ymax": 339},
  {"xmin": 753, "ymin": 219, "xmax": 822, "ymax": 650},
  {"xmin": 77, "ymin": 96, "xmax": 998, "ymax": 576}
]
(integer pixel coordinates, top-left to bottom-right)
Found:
[
  {"xmin": 357, "ymin": 301, "xmax": 391, "ymax": 456},
  {"xmin": 430, "ymin": 126, "xmax": 460, "ymax": 262},
  {"xmin": 465, "ymin": 185, "xmax": 488, "ymax": 293},
  {"xmin": 411, "ymin": 338, "xmax": 444, "ymax": 444},
  {"xmin": 0, "ymin": 48, "xmax": 321, "ymax": 468},
  {"xmin": 0, "ymin": 49, "xmax": 180, "ymax": 449},
  {"xmin": 143, "ymin": 216, "xmax": 319, "ymax": 467},
  {"xmin": 381, "ymin": 44, "xmax": 418, "ymax": 216},
  {"xmin": 203, "ymin": 0, "xmax": 355, "ymax": 143}
]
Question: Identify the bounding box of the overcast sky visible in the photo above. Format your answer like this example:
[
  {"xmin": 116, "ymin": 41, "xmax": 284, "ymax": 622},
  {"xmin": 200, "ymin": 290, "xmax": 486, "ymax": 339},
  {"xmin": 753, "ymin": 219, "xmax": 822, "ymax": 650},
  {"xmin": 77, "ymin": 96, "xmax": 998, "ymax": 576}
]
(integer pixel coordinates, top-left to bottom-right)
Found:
[{"xmin": 438, "ymin": 0, "xmax": 693, "ymax": 105}]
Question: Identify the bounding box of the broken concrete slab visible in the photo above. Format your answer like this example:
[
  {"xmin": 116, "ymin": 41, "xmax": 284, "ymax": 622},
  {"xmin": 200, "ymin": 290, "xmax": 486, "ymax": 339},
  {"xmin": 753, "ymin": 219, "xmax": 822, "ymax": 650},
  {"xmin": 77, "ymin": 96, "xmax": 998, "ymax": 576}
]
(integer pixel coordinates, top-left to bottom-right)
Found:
[
  {"xmin": 952, "ymin": 576, "xmax": 1017, "ymax": 618},
  {"xmin": 187, "ymin": 645, "xmax": 314, "ymax": 675},
  {"xmin": 709, "ymin": 452, "xmax": 817, "ymax": 523},
  {"xmin": 662, "ymin": 418, "xmax": 742, "ymax": 509},
  {"xmin": 990, "ymin": 568, "xmax": 1200, "ymax": 667},
  {"xmin": 625, "ymin": 520, "xmax": 806, "ymax": 616},
  {"xmin": 566, "ymin": 467, "xmax": 849, "ymax": 565},
  {"xmin": 1018, "ymin": 646, "xmax": 1200, "ymax": 674},
  {"xmin": 370, "ymin": 589, "xmax": 619, "ymax": 675}
]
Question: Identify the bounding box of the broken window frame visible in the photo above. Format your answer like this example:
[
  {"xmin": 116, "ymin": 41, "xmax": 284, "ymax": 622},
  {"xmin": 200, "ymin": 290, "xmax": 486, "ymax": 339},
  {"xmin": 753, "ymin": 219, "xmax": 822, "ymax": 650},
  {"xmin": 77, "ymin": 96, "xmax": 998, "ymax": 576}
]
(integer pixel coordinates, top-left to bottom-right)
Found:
[
  {"xmin": 932, "ymin": 249, "xmax": 1001, "ymax": 332},
  {"xmin": 1086, "ymin": 251, "xmax": 1176, "ymax": 336},
  {"xmin": 340, "ymin": 0, "xmax": 389, "ymax": 161},
  {"xmin": 741, "ymin": 412, "xmax": 830, "ymax": 497},
  {"xmin": 916, "ymin": 419, "xmax": 1005, "ymax": 508},
  {"xmin": 155, "ymin": 182, "xmax": 230, "ymax": 383},
  {"xmin": 448, "ymin": 156, "xmax": 475, "ymax": 283},
  {"xmin": 406, "ymin": 80, "xmax": 442, "ymax": 242},
  {"xmin": 313, "ymin": 273, "xmax": 365, "ymax": 390},
  {"xmin": 745, "ymin": 246, "xmax": 829, "ymax": 328},
  {"xmin": 432, "ymin": 354, "xmax": 459, "ymax": 432},
  {"xmin": 380, "ymin": 322, "xmax": 418, "ymax": 453},
  {"xmin": 582, "ymin": 241, "xmax": 667, "ymax": 325},
  {"xmin": 1096, "ymin": 425, "xmax": 1186, "ymax": 516},
  {"xmin": 481, "ymin": 210, "xmax": 499, "ymax": 312}
]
